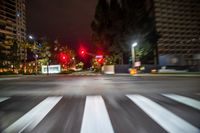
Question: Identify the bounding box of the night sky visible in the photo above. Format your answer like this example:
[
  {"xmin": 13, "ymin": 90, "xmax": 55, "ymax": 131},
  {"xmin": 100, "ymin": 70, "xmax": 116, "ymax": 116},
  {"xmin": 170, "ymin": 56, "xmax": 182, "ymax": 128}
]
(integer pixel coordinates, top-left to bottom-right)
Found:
[{"xmin": 26, "ymin": 0, "xmax": 98, "ymax": 49}]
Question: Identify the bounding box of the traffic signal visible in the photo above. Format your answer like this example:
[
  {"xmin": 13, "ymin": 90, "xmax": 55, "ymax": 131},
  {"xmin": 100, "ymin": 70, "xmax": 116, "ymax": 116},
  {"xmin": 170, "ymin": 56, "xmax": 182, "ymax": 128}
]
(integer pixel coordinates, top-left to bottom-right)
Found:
[
  {"xmin": 81, "ymin": 50, "xmax": 85, "ymax": 55},
  {"xmin": 97, "ymin": 58, "xmax": 103, "ymax": 63},
  {"xmin": 59, "ymin": 52, "xmax": 68, "ymax": 63},
  {"xmin": 96, "ymin": 55, "xmax": 104, "ymax": 64},
  {"xmin": 80, "ymin": 49, "xmax": 86, "ymax": 56},
  {"xmin": 62, "ymin": 55, "xmax": 66, "ymax": 60}
]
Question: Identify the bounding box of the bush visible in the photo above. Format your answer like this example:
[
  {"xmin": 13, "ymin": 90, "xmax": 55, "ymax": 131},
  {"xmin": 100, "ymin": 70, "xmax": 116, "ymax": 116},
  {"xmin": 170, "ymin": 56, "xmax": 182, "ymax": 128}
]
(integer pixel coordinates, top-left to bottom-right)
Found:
[
  {"xmin": 0, "ymin": 71, "xmax": 16, "ymax": 75},
  {"xmin": 60, "ymin": 69, "xmax": 75, "ymax": 74}
]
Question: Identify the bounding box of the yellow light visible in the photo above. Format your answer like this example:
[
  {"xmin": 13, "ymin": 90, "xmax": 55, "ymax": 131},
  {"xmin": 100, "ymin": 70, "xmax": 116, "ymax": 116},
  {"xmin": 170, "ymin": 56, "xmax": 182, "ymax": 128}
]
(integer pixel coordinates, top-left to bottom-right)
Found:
[
  {"xmin": 151, "ymin": 69, "xmax": 157, "ymax": 73},
  {"xmin": 129, "ymin": 68, "xmax": 137, "ymax": 75}
]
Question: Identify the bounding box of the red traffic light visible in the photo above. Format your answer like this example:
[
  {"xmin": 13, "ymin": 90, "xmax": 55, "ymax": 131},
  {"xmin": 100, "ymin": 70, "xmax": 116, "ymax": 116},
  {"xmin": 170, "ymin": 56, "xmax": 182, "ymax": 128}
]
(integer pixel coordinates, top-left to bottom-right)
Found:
[
  {"xmin": 95, "ymin": 55, "xmax": 104, "ymax": 64},
  {"xmin": 98, "ymin": 58, "xmax": 102, "ymax": 62},
  {"xmin": 59, "ymin": 52, "xmax": 68, "ymax": 63},
  {"xmin": 97, "ymin": 58, "xmax": 103, "ymax": 64},
  {"xmin": 81, "ymin": 50, "xmax": 85, "ymax": 55},
  {"xmin": 62, "ymin": 55, "xmax": 66, "ymax": 60},
  {"xmin": 80, "ymin": 49, "xmax": 86, "ymax": 56}
]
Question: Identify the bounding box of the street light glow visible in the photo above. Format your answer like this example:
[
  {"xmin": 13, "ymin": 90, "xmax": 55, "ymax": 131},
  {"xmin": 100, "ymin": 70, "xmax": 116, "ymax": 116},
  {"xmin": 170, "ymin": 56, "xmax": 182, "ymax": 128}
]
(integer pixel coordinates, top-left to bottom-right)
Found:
[
  {"xmin": 29, "ymin": 35, "xmax": 34, "ymax": 40},
  {"xmin": 131, "ymin": 42, "xmax": 137, "ymax": 67},
  {"xmin": 132, "ymin": 42, "xmax": 138, "ymax": 48}
]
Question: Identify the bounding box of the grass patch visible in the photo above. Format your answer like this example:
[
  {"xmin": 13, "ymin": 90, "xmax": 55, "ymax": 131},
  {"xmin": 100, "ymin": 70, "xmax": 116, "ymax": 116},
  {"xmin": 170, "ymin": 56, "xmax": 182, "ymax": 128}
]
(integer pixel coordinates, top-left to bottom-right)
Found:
[{"xmin": 60, "ymin": 70, "xmax": 75, "ymax": 74}]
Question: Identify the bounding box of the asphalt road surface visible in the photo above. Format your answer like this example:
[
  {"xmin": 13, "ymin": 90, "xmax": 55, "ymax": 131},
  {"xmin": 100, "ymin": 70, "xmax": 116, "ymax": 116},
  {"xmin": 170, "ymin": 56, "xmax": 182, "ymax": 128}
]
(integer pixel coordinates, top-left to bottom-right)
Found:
[{"xmin": 0, "ymin": 75, "xmax": 199, "ymax": 133}]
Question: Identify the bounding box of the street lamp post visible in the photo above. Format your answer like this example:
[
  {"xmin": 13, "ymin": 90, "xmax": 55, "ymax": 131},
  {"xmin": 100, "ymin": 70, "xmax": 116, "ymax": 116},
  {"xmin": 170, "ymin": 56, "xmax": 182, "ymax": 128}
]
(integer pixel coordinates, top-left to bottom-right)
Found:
[
  {"xmin": 35, "ymin": 54, "xmax": 38, "ymax": 74},
  {"xmin": 131, "ymin": 42, "xmax": 138, "ymax": 67},
  {"xmin": 28, "ymin": 35, "xmax": 38, "ymax": 74}
]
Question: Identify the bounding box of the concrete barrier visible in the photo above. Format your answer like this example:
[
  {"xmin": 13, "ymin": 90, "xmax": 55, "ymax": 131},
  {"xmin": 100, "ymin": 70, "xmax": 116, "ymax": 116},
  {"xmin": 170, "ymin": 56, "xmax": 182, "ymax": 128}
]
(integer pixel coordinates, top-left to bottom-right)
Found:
[{"xmin": 102, "ymin": 65, "xmax": 115, "ymax": 74}]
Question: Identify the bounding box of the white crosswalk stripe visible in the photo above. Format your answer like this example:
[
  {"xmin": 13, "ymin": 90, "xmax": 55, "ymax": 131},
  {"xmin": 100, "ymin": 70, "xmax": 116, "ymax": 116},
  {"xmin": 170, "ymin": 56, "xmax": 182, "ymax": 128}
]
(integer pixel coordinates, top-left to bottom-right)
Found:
[
  {"xmin": 3, "ymin": 96, "xmax": 62, "ymax": 133},
  {"xmin": 0, "ymin": 97, "xmax": 10, "ymax": 103},
  {"xmin": 81, "ymin": 95, "xmax": 114, "ymax": 133},
  {"xmin": 1, "ymin": 94, "xmax": 199, "ymax": 133},
  {"xmin": 126, "ymin": 94, "xmax": 200, "ymax": 133},
  {"xmin": 163, "ymin": 94, "xmax": 200, "ymax": 110}
]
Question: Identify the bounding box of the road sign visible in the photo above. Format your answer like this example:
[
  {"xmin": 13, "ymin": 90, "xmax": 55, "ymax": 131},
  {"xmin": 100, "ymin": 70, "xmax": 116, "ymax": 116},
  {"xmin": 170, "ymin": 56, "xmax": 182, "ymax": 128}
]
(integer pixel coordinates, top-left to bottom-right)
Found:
[{"xmin": 95, "ymin": 55, "xmax": 103, "ymax": 59}]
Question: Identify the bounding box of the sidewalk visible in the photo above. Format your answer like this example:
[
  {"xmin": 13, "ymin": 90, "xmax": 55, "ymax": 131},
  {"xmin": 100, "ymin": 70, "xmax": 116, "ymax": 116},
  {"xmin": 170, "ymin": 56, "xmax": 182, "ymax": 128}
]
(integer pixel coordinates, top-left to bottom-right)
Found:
[
  {"xmin": 69, "ymin": 71, "xmax": 101, "ymax": 76},
  {"xmin": 0, "ymin": 74, "xmax": 51, "ymax": 80},
  {"xmin": 114, "ymin": 73, "xmax": 200, "ymax": 77},
  {"xmin": 0, "ymin": 75, "xmax": 22, "ymax": 80},
  {"xmin": 133, "ymin": 73, "xmax": 200, "ymax": 77}
]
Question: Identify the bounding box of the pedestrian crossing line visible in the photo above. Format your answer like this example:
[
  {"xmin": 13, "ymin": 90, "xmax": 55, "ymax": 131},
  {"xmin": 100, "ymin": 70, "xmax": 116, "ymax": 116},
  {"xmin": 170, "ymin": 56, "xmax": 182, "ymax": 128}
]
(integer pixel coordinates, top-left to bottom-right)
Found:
[
  {"xmin": 81, "ymin": 95, "xmax": 114, "ymax": 133},
  {"xmin": 163, "ymin": 94, "xmax": 200, "ymax": 110},
  {"xmin": 126, "ymin": 94, "xmax": 200, "ymax": 133},
  {"xmin": 3, "ymin": 96, "xmax": 62, "ymax": 133},
  {"xmin": 0, "ymin": 97, "xmax": 10, "ymax": 103}
]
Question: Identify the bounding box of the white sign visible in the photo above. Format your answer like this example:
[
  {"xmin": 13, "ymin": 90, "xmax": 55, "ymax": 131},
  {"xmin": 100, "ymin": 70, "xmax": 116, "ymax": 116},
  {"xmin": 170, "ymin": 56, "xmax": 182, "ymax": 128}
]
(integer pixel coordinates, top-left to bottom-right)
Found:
[
  {"xmin": 42, "ymin": 65, "xmax": 61, "ymax": 74},
  {"xmin": 95, "ymin": 55, "xmax": 103, "ymax": 59},
  {"xmin": 134, "ymin": 61, "xmax": 141, "ymax": 67}
]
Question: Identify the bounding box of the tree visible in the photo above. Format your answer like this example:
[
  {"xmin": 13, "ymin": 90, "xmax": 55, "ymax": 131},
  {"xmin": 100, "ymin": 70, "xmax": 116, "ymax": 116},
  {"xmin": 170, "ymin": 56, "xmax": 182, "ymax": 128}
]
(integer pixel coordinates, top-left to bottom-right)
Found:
[
  {"xmin": 37, "ymin": 41, "xmax": 51, "ymax": 64},
  {"xmin": 51, "ymin": 40, "xmax": 75, "ymax": 69},
  {"xmin": 91, "ymin": 0, "xmax": 110, "ymax": 53},
  {"xmin": 10, "ymin": 39, "xmax": 20, "ymax": 72},
  {"xmin": 91, "ymin": 0, "xmax": 125, "ymax": 63},
  {"xmin": 91, "ymin": 0, "xmax": 159, "ymax": 65},
  {"xmin": 19, "ymin": 40, "xmax": 34, "ymax": 73},
  {"xmin": 0, "ymin": 38, "xmax": 21, "ymax": 71},
  {"xmin": 121, "ymin": 0, "xmax": 158, "ymax": 64},
  {"xmin": 0, "ymin": 42, "xmax": 7, "ymax": 68}
]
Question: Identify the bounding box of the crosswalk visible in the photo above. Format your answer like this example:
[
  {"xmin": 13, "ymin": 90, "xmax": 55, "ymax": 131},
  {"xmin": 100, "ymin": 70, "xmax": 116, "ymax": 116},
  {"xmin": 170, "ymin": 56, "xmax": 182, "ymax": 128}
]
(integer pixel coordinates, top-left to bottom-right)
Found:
[{"xmin": 0, "ymin": 93, "xmax": 199, "ymax": 133}]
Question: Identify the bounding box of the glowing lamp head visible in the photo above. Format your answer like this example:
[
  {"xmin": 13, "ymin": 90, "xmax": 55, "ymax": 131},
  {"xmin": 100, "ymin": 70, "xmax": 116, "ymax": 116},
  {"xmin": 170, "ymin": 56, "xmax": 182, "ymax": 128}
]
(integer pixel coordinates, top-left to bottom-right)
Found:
[
  {"xmin": 132, "ymin": 42, "xmax": 138, "ymax": 48},
  {"xmin": 29, "ymin": 35, "xmax": 34, "ymax": 40}
]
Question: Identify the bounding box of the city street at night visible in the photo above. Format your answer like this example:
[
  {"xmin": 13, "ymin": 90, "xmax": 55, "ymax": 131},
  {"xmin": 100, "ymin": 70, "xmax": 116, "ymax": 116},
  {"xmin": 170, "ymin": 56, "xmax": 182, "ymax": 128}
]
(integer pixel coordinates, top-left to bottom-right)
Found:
[
  {"xmin": 0, "ymin": 74, "xmax": 199, "ymax": 133},
  {"xmin": 1, "ymin": 0, "xmax": 200, "ymax": 132}
]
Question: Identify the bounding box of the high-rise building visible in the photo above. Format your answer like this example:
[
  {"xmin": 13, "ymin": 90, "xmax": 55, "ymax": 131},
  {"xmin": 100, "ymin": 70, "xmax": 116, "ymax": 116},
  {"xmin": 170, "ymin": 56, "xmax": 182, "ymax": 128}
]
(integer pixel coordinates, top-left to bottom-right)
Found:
[
  {"xmin": 0, "ymin": 0, "xmax": 26, "ymax": 65},
  {"xmin": 0, "ymin": 0, "xmax": 26, "ymax": 41},
  {"xmin": 152, "ymin": 0, "xmax": 200, "ymax": 66}
]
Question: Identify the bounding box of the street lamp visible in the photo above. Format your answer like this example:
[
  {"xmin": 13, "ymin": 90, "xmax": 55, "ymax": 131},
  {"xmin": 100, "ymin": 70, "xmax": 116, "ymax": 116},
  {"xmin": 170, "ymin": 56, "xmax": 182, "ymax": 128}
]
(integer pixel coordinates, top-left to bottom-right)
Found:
[
  {"xmin": 131, "ymin": 42, "xmax": 138, "ymax": 67},
  {"xmin": 28, "ymin": 35, "xmax": 38, "ymax": 74},
  {"xmin": 35, "ymin": 54, "xmax": 38, "ymax": 74}
]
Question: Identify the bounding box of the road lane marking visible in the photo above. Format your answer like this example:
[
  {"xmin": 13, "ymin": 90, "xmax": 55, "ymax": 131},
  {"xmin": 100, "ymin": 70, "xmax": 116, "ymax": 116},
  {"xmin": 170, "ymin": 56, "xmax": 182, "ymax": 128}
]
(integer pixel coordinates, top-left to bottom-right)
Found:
[
  {"xmin": 3, "ymin": 96, "xmax": 62, "ymax": 133},
  {"xmin": 81, "ymin": 95, "xmax": 114, "ymax": 133},
  {"xmin": 163, "ymin": 94, "xmax": 200, "ymax": 110},
  {"xmin": 0, "ymin": 97, "xmax": 10, "ymax": 103},
  {"xmin": 126, "ymin": 94, "xmax": 200, "ymax": 133}
]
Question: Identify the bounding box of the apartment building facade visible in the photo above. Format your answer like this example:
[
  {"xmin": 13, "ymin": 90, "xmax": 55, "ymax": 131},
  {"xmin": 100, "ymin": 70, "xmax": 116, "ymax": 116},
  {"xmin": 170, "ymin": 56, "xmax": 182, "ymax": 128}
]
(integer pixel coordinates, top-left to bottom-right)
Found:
[
  {"xmin": 0, "ymin": 0, "xmax": 26, "ymax": 66},
  {"xmin": 152, "ymin": 0, "xmax": 200, "ymax": 66}
]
